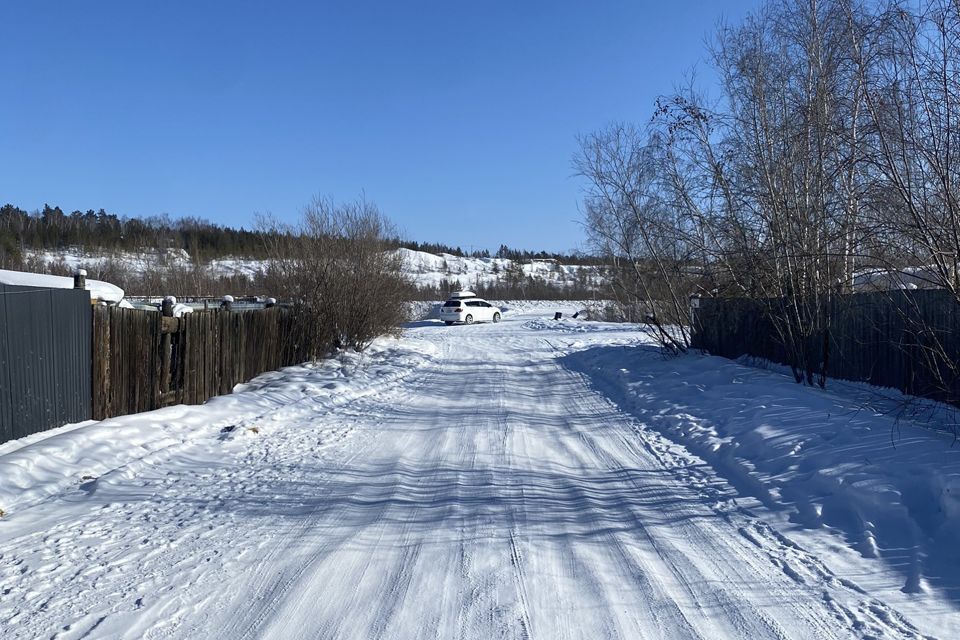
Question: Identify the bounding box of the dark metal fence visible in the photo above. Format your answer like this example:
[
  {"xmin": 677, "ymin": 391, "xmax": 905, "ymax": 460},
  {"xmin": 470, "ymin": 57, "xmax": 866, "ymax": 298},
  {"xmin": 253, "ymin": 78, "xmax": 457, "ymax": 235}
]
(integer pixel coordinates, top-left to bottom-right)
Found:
[
  {"xmin": 691, "ymin": 289, "xmax": 960, "ymax": 402},
  {"xmin": 0, "ymin": 284, "xmax": 91, "ymax": 444}
]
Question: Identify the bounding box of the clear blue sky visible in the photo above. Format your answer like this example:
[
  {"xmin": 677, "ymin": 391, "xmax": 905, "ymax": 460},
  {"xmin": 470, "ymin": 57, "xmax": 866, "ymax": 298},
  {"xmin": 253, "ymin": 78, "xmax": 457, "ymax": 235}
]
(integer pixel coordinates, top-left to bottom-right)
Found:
[{"xmin": 0, "ymin": 1, "xmax": 758, "ymax": 254}]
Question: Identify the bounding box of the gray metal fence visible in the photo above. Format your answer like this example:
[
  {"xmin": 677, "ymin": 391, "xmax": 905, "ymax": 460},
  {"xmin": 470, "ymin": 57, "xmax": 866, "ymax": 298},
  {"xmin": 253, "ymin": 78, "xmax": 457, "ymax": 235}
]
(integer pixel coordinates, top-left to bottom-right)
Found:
[{"xmin": 0, "ymin": 284, "xmax": 92, "ymax": 444}]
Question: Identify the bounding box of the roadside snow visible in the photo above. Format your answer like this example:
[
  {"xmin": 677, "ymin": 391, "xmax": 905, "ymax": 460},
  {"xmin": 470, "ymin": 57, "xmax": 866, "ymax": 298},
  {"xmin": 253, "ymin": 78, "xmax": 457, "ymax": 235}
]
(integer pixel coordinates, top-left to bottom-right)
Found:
[
  {"xmin": 558, "ymin": 335, "xmax": 960, "ymax": 622},
  {"xmin": 0, "ymin": 338, "xmax": 436, "ymax": 517}
]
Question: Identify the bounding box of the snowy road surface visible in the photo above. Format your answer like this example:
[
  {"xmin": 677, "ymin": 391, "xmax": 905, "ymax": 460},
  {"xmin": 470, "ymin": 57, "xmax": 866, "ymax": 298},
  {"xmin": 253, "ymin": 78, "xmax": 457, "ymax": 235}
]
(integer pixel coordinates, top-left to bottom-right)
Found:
[{"xmin": 1, "ymin": 309, "xmax": 955, "ymax": 639}]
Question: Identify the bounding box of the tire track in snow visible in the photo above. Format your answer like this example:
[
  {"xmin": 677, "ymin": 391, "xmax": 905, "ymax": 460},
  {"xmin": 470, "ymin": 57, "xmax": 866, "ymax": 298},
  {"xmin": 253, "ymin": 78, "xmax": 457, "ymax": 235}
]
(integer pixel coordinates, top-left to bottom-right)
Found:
[
  {"xmin": 573, "ymin": 369, "xmax": 935, "ymax": 640},
  {"xmin": 221, "ymin": 374, "xmax": 437, "ymax": 640},
  {"xmin": 538, "ymin": 336, "xmax": 872, "ymax": 640},
  {"xmin": 559, "ymin": 405, "xmax": 790, "ymax": 640},
  {"xmin": 632, "ymin": 414, "xmax": 934, "ymax": 640},
  {"xmin": 144, "ymin": 362, "xmax": 440, "ymax": 640},
  {"xmin": 506, "ymin": 529, "xmax": 532, "ymax": 640},
  {"xmin": 500, "ymin": 386, "xmax": 533, "ymax": 640}
]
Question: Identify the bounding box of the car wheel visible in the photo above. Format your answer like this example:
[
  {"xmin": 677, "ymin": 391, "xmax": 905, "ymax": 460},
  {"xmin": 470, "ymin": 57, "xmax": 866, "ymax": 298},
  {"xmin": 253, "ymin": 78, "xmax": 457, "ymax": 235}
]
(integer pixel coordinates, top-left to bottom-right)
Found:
[
  {"xmin": 465, "ymin": 314, "xmax": 474, "ymax": 325},
  {"xmin": 444, "ymin": 321, "xmax": 453, "ymax": 325},
  {"xmin": 492, "ymin": 312, "xmax": 501, "ymax": 323}
]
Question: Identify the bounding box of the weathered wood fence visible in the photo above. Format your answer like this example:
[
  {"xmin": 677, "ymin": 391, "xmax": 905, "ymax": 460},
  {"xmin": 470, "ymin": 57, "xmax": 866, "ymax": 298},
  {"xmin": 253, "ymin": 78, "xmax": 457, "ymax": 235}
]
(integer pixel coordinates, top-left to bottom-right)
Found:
[
  {"xmin": 92, "ymin": 306, "xmax": 316, "ymax": 420},
  {"xmin": 691, "ymin": 289, "xmax": 960, "ymax": 403}
]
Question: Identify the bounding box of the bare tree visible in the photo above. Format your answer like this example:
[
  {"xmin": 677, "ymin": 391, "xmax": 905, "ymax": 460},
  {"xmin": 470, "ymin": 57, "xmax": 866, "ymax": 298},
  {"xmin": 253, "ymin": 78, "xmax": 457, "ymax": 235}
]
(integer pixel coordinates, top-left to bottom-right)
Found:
[
  {"xmin": 575, "ymin": 124, "xmax": 697, "ymax": 352},
  {"xmin": 847, "ymin": 0, "xmax": 960, "ymax": 293},
  {"xmin": 577, "ymin": 0, "xmax": 960, "ymax": 413},
  {"xmin": 261, "ymin": 196, "xmax": 411, "ymax": 353},
  {"xmin": 578, "ymin": 0, "xmax": 879, "ymax": 383},
  {"xmin": 842, "ymin": 0, "xmax": 960, "ymax": 402}
]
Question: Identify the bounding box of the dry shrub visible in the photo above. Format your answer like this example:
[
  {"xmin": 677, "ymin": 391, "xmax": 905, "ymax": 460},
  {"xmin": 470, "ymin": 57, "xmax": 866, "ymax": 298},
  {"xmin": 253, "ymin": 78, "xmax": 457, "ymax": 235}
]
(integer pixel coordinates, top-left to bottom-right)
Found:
[{"xmin": 261, "ymin": 196, "xmax": 410, "ymax": 353}]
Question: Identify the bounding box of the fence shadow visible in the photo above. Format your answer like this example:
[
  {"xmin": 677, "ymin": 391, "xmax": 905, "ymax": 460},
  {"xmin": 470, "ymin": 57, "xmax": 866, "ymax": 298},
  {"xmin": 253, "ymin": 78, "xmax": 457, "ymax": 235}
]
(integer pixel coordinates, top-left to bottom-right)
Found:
[{"xmin": 557, "ymin": 342, "xmax": 960, "ymax": 606}]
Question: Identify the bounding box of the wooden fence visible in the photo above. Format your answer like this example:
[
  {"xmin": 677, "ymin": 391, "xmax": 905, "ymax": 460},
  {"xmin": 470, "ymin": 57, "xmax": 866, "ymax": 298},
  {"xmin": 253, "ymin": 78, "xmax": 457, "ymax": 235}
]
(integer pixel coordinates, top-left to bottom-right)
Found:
[
  {"xmin": 691, "ymin": 289, "xmax": 960, "ymax": 403},
  {"xmin": 92, "ymin": 306, "xmax": 316, "ymax": 420}
]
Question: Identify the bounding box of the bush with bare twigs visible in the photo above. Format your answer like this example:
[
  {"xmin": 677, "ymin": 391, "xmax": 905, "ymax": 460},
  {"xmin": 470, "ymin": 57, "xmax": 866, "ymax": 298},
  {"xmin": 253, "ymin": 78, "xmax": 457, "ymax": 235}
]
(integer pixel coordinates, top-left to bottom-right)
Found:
[{"xmin": 260, "ymin": 196, "xmax": 411, "ymax": 354}]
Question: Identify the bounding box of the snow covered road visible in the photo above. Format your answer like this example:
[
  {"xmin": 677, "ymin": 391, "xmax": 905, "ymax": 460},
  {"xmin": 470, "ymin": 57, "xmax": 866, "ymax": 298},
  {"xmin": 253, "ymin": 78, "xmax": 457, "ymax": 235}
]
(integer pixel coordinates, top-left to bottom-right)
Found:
[{"xmin": 0, "ymin": 310, "xmax": 954, "ymax": 639}]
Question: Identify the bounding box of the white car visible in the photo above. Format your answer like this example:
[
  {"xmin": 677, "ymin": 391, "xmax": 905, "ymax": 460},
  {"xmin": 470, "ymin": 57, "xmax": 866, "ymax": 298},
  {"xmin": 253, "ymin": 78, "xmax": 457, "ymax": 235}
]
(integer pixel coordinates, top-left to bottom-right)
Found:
[{"xmin": 439, "ymin": 295, "xmax": 501, "ymax": 325}]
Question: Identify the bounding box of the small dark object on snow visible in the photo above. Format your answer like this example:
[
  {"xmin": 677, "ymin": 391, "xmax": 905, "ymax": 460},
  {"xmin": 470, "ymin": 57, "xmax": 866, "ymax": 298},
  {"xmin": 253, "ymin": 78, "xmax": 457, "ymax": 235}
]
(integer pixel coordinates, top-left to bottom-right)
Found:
[
  {"xmin": 554, "ymin": 312, "xmax": 562, "ymax": 320},
  {"xmin": 573, "ymin": 311, "xmax": 580, "ymax": 319}
]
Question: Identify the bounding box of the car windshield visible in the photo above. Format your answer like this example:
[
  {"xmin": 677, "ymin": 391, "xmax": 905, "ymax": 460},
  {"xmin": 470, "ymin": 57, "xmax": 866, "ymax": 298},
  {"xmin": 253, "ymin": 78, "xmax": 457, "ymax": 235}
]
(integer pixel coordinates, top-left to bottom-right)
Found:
[{"xmin": 442, "ymin": 300, "xmax": 461, "ymax": 307}]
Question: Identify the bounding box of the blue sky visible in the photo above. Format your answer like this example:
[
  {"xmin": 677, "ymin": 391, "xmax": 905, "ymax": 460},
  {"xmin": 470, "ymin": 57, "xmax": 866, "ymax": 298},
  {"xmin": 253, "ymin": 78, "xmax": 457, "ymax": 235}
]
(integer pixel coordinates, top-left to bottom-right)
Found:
[{"xmin": 0, "ymin": 1, "xmax": 759, "ymax": 253}]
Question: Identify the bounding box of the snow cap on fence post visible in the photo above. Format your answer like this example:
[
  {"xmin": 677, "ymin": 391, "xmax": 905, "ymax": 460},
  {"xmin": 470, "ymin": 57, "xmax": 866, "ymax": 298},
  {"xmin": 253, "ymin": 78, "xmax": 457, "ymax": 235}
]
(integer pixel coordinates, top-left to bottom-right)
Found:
[
  {"xmin": 73, "ymin": 269, "xmax": 87, "ymax": 290},
  {"xmin": 162, "ymin": 296, "xmax": 176, "ymax": 317},
  {"xmin": 221, "ymin": 295, "xmax": 234, "ymax": 312},
  {"xmin": 265, "ymin": 297, "xmax": 277, "ymax": 308}
]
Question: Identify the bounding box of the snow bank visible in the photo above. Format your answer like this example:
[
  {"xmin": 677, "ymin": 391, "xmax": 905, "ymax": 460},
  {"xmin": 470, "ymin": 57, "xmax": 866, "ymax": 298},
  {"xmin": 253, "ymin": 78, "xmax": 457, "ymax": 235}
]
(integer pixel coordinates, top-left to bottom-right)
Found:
[
  {"xmin": 0, "ymin": 338, "xmax": 437, "ymax": 516},
  {"xmin": 523, "ymin": 317, "xmax": 618, "ymax": 333},
  {"xmin": 560, "ymin": 343, "xmax": 960, "ymax": 599},
  {"xmin": 495, "ymin": 299, "xmax": 601, "ymax": 313},
  {"xmin": 0, "ymin": 268, "xmax": 124, "ymax": 303}
]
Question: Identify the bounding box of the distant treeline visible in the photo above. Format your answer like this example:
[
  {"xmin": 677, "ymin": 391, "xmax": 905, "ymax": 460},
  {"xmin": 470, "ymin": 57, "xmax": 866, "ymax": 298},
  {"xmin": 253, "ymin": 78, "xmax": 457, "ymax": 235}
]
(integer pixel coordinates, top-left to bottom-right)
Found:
[
  {"xmin": 0, "ymin": 203, "xmax": 603, "ymax": 266},
  {"xmin": 0, "ymin": 203, "xmax": 272, "ymax": 266},
  {"xmin": 401, "ymin": 239, "xmax": 604, "ymax": 266}
]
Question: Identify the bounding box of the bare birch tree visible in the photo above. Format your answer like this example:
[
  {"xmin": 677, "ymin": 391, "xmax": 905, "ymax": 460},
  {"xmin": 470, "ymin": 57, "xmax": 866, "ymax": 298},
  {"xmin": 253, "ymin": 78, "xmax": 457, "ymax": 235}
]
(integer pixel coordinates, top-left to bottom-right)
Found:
[{"xmin": 575, "ymin": 124, "xmax": 696, "ymax": 352}]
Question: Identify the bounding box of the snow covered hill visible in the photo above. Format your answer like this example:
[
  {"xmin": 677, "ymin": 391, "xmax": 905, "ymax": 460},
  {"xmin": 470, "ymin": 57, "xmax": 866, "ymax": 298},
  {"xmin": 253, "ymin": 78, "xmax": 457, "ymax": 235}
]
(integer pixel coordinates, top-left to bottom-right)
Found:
[
  {"xmin": 26, "ymin": 247, "xmax": 269, "ymax": 280},
  {"xmin": 0, "ymin": 309, "xmax": 957, "ymax": 639},
  {"xmin": 395, "ymin": 247, "xmax": 606, "ymax": 289},
  {"xmin": 26, "ymin": 246, "xmax": 609, "ymax": 290}
]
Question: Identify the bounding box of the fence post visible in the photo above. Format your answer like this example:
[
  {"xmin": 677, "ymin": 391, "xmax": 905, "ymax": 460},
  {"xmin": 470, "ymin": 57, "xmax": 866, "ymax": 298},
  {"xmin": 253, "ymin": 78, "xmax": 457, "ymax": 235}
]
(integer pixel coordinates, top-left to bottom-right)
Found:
[
  {"xmin": 73, "ymin": 269, "xmax": 87, "ymax": 291},
  {"xmin": 689, "ymin": 295, "xmax": 701, "ymax": 347},
  {"xmin": 265, "ymin": 297, "xmax": 277, "ymax": 309},
  {"xmin": 221, "ymin": 295, "xmax": 234, "ymax": 312},
  {"xmin": 159, "ymin": 296, "xmax": 175, "ymax": 407}
]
